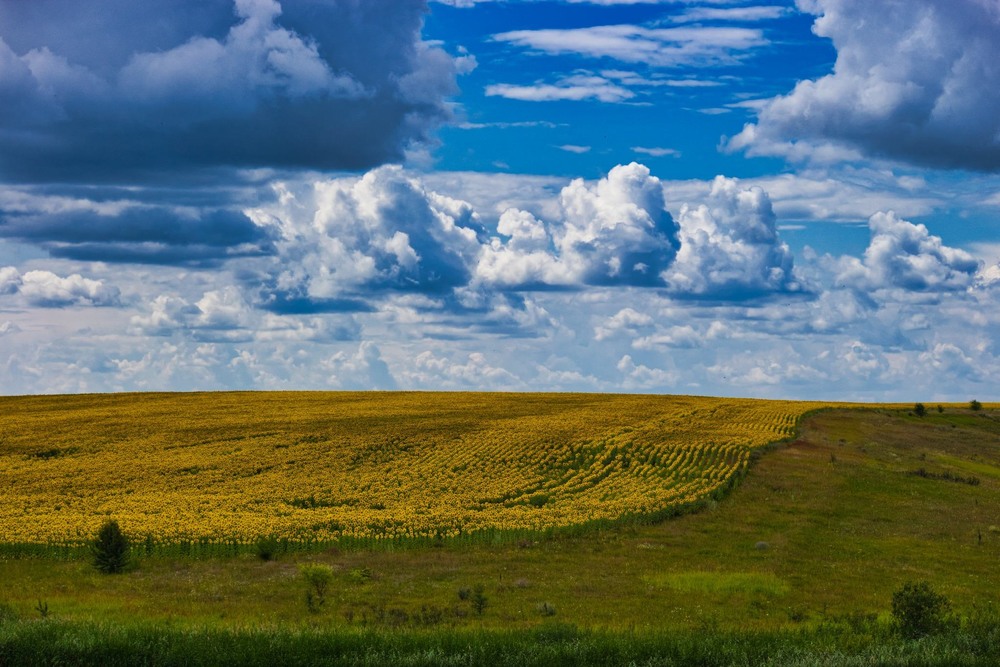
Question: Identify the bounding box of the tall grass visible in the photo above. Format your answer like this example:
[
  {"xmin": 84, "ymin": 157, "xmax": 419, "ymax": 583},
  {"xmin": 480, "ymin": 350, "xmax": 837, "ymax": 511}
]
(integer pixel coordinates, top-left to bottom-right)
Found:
[{"xmin": 1, "ymin": 617, "xmax": 998, "ymax": 666}]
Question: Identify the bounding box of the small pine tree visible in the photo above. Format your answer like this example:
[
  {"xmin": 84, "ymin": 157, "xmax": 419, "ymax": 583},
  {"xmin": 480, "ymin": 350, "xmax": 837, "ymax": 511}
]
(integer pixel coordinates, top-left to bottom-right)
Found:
[
  {"xmin": 471, "ymin": 584, "xmax": 488, "ymax": 615},
  {"xmin": 92, "ymin": 519, "xmax": 130, "ymax": 574},
  {"xmin": 914, "ymin": 403, "xmax": 927, "ymax": 417}
]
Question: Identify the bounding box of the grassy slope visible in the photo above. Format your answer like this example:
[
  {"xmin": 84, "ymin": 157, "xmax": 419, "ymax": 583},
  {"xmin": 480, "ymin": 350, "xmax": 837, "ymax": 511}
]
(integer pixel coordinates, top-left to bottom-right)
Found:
[{"xmin": 1, "ymin": 407, "xmax": 999, "ymax": 632}]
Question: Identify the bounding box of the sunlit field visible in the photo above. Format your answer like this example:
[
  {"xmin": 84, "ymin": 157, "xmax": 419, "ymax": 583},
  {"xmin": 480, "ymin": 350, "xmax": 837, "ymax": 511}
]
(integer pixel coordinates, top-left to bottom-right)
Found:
[{"xmin": 0, "ymin": 392, "xmax": 832, "ymax": 549}]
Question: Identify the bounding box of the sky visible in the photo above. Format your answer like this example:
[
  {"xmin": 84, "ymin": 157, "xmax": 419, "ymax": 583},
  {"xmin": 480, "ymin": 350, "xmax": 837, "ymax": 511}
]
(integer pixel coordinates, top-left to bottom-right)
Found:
[{"xmin": 1, "ymin": 0, "xmax": 999, "ymax": 401}]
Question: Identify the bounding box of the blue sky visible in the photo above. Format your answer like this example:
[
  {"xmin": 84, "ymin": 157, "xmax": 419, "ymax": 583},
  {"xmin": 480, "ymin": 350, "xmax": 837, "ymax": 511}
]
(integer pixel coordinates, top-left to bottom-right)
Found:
[{"xmin": 1, "ymin": 0, "xmax": 999, "ymax": 400}]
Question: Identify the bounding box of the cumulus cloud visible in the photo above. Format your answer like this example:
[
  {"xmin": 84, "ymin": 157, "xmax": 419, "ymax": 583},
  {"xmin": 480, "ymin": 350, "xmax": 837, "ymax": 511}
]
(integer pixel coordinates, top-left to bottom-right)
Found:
[
  {"xmin": 728, "ymin": 0, "xmax": 1000, "ymax": 170},
  {"xmin": 247, "ymin": 163, "xmax": 805, "ymax": 302},
  {"xmin": 664, "ymin": 176, "xmax": 798, "ymax": 297},
  {"xmin": 556, "ymin": 162, "xmax": 681, "ymax": 286},
  {"xmin": 0, "ymin": 267, "xmax": 121, "ymax": 307},
  {"xmin": 0, "ymin": 0, "xmax": 462, "ymax": 181},
  {"xmin": 477, "ymin": 163, "xmax": 680, "ymax": 288},
  {"xmin": 594, "ymin": 307, "xmax": 654, "ymax": 341},
  {"xmin": 836, "ymin": 211, "xmax": 981, "ymax": 292},
  {"xmin": 253, "ymin": 166, "xmax": 484, "ymax": 304}
]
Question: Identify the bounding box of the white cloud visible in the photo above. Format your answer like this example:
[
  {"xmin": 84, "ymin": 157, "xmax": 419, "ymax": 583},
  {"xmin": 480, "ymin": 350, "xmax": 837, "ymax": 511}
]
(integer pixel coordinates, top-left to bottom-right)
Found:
[
  {"xmin": 836, "ymin": 211, "xmax": 981, "ymax": 292},
  {"xmin": 670, "ymin": 6, "xmax": 791, "ymax": 23},
  {"xmin": 476, "ymin": 163, "xmax": 679, "ymax": 288},
  {"xmin": 728, "ymin": 0, "xmax": 1000, "ymax": 170},
  {"xmin": 486, "ymin": 75, "xmax": 634, "ymax": 103},
  {"xmin": 918, "ymin": 342, "xmax": 981, "ymax": 381},
  {"xmin": 405, "ymin": 350, "xmax": 519, "ymax": 389},
  {"xmin": 616, "ymin": 354, "xmax": 678, "ymax": 389},
  {"xmin": 557, "ymin": 144, "xmax": 592, "ymax": 153},
  {"xmin": 493, "ymin": 24, "xmax": 767, "ymax": 68},
  {"xmin": 664, "ymin": 176, "xmax": 799, "ymax": 296},
  {"xmin": 632, "ymin": 146, "xmax": 681, "ymax": 158},
  {"xmin": 0, "ymin": 267, "xmax": 121, "ymax": 307},
  {"xmin": 594, "ymin": 307, "xmax": 654, "ymax": 340},
  {"xmin": 255, "ymin": 165, "xmax": 483, "ymax": 301},
  {"xmin": 322, "ymin": 342, "xmax": 396, "ymax": 390}
]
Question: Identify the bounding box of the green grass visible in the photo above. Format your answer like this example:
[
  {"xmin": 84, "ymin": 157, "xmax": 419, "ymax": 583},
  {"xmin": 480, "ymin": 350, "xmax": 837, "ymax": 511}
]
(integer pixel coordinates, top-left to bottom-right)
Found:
[{"xmin": 644, "ymin": 571, "xmax": 791, "ymax": 597}]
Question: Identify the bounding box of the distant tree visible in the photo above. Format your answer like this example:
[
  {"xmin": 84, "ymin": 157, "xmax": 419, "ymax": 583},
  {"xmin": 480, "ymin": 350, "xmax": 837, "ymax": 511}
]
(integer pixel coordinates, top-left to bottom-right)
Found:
[
  {"xmin": 936, "ymin": 405, "xmax": 944, "ymax": 413},
  {"xmin": 970, "ymin": 399, "xmax": 982, "ymax": 412},
  {"xmin": 92, "ymin": 519, "xmax": 130, "ymax": 574},
  {"xmin": 914, "ymin": 403, "xmax": 926, "ymax": 417}
]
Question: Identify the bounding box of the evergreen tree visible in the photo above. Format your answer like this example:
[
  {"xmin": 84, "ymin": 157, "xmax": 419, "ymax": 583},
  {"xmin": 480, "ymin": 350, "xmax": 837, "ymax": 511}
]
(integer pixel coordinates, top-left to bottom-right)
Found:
[{"xmin": 92, "ymin": 519, "xmax": 130, "ymax": 574}]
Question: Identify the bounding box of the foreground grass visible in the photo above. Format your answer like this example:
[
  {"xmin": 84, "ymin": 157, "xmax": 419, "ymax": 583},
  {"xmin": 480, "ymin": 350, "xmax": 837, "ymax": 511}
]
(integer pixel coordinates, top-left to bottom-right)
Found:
[{"xmin": 2, "ymin": 617, "xmax": 999, "ymax": 666}]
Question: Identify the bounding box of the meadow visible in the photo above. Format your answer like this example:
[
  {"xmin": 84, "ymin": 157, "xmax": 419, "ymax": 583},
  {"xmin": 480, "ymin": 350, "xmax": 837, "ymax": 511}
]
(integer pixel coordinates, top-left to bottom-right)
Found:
[{"xmin": 1, "ymin": 393, "xmax": 999, "ymax": 665}]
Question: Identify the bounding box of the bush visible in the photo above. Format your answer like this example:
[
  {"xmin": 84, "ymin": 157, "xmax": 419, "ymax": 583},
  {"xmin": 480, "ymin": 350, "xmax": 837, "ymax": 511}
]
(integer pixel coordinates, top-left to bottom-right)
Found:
[
  {"xmin": 970, "ymin": 399, "xmax": 983, "ymax": 411},
  {"xmin": 92, "ymin": 519, "xmax": 130, "ymax": 574},
  {"xmin": 299, "ymin": 564, "xmax": 334, "ymax": 613},
  {"xmin": 913, "ymin": 403, "xmax": 926, "ymax": 417},
  {"xmin": 891, "ymin": 580, "xmax": 951, "ymax": 639}
]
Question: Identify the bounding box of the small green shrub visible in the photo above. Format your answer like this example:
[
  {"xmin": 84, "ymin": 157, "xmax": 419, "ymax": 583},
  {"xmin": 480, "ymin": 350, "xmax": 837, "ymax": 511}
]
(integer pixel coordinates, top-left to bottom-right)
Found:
[
  {"xmin": 471, "ymin": 584, "xmax": 488, "ymax": 616},
  {"xmin": 536, "ymin": 601, "xmax": 557, "ymax": 617},
  {"xmin": 299, "ymin": 564, "xmax": 334, "ymax": 613},
  {"xmin": 348, "ymin": 567, "xmax": 373, "ymax": 583},
  {"xmin": 891, "ymin": 580, "xmax": 951, "ymax": 639},
  {"xmin": 92, "ymin": 519, "xmax": 130, "ymax": 574},
  {"xmin": 256, "ymin": 536, "xmax": 280, "ymax": 561},
  {"xmin": 914, "ymin": 403, "xmax": 926, "ymax": 417},
  {"xmin": 970, "ymin": 399, "xmax": 982, "ymax": 411}
]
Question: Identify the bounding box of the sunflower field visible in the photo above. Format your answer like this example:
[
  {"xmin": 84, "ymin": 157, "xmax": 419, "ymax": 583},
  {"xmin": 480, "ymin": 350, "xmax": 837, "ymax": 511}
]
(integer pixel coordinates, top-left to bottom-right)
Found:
[{"xmin": 0, "ymin": 392, "xmax": 832, "ymax": 551}]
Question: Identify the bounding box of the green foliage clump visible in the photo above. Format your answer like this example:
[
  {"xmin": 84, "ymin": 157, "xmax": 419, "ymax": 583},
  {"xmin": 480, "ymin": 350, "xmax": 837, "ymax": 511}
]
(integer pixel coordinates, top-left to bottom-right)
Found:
[
  {"xmin": 970, "ymin": 399, "xmax": 982, "ymax": 411},
  {"xmin": 255, "ymin": 536, "xmax": 280, "ymax": 561},
  {"xmin": 92, "ymin": 519, "xmax": 130, "ymax": 574},
  {"xmin": 914, "ymin": 403, "xmax": 927, "ymax": 417},
  {"xmin": 299, "ymin": 564, "xmax": 334, "ymax": 613},
  {"xmin": 471, "ymin": 584, "xmax": 488, "ymax": 616},
  {"xmin": 891, "ymin": 580, "xmax": 951, "ymax": 639}
]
